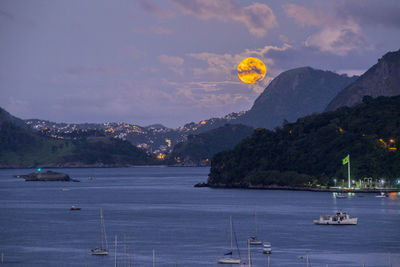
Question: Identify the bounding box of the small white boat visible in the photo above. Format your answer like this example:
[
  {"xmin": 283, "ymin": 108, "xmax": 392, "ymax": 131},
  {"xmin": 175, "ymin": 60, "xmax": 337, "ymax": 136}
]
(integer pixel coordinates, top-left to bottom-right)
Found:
[
  {"xmin": 375, "ymin": 192, "xmax": 388, "ymax": 198},
  {"xmin": 314, "ymin": 212, "xmax": 357, "ymax": 225},
  {"xmin": 262, "ymin": 242, "xmax": 272, "ymax": 254},
  {"xmin": 218, "ymin": 258, "xmax": 242, "ymax": 264},
  {"xmin": 335, "ymin": 193, "xmax": 348, "ymax": 199}
]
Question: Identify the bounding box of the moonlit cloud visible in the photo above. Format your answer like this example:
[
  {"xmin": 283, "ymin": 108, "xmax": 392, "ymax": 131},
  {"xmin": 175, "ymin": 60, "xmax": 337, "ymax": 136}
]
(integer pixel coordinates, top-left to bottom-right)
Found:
[
  {"xmin": 283, "ymin": 4, "xmax": 322, "ymax": 27},
  {"xmin": 158, "ymin": 54, "xmax": 184, "ymax": 75},
  {"xmin": 283, "ymin": 4, "xmax": 367, "ymax": 56},
  {"xmin": 188, "ymin": 44, "xmax": 291, "ymax": 82},
  {"xmin": 304, "ymin": 21, "xmax": 366, "ymax": 56},
  {"xmin": 172, "ymin": 0, "xmax": 277, "ymax": 37}
]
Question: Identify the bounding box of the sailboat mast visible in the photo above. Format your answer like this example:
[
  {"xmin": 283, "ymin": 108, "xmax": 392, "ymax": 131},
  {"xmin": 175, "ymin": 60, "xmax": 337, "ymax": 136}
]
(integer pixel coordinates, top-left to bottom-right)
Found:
[
  {"xmin": 230, "ymin": 216, "xmax": 233, "ymax": 250},
  {"xmin": 100, "ymin": 208, "xmax": 104, "ymax": 249},
  {"xmin": 115, "ymin": 235, "xmax": 117, "ymax": 267},
  {"xmin": 152, "ymin": 249, "xmax": 155, "ymax": 267},
  {"xmin": 247, "ymin": 240, "xmax": 251, "ymax": 267},
  {"xmin": 254, "ymin": 211, "xmax": 258, "ymax": 238}
]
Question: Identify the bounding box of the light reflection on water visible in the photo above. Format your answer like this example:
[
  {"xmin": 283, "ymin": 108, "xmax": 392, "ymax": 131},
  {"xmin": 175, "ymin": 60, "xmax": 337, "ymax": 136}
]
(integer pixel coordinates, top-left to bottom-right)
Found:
[{"xmin": 0, "ymin": 167, "xmax": 399, "ymax": 267}]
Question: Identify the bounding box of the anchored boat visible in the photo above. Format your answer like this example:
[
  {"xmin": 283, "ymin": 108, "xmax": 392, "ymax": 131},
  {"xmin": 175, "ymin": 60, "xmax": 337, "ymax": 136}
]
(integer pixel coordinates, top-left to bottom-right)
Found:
[
  {"xmin": 314, "ymin": 212, "xmax": 357, "ymax": 225},
  {"xmin": 262, "ymin": 242, "xmax": 272, "ymax": 254},
  {"xmin": 92, "ymin": 208, "xmax": 109, "ymax": 255}
]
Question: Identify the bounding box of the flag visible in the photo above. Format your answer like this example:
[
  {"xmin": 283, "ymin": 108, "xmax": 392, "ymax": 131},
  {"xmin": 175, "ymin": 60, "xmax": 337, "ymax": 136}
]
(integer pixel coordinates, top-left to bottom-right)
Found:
[{"xmin": 342, "ymin": 155, "xmax": 349, "ymax": 165}]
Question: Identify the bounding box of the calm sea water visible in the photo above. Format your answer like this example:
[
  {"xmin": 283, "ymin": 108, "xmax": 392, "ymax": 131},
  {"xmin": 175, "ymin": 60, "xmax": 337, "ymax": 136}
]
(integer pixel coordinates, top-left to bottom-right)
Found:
[{"xmin": 0, "ymin": 167, "xmax": 399, "ymax": 267}]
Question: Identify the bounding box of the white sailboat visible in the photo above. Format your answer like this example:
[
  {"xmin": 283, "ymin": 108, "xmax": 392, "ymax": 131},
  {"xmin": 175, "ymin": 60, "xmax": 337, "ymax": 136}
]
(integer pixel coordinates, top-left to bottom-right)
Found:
[
  {"xmin": 92, "ymin": 208, "xmax": 109, "ymax": 255},
  {"xmin": 248, "ymin": 211, "xmax": 262, "ymax": 245},
  {"xmin": 218, "ymin": 216, "xmax": 241, "ymax": 264}
]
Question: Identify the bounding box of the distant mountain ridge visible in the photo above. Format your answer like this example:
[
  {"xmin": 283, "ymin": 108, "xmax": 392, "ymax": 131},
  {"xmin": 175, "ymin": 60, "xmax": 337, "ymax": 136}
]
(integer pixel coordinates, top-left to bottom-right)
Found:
[
  {"xmin": 326, "ymin": 49, "xmax": 400, "ymax": 111},
  {"xmin": 236, "ymin": 67, "xmax": 358, "ymax": 129}
]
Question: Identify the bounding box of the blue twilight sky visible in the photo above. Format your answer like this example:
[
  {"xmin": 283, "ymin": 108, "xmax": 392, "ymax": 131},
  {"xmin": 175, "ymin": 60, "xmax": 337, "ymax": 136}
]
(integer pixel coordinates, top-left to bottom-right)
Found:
[{"xmin": 1, "ymin": 0, "xmax": 399, "ymax": 127}]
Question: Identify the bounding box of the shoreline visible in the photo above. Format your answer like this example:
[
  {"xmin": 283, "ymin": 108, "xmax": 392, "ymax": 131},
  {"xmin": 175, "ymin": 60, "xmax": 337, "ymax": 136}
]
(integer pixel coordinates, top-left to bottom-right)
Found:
[{"xmin": 197, "ymin": 183, "xmax": 400, "ymax": 193}]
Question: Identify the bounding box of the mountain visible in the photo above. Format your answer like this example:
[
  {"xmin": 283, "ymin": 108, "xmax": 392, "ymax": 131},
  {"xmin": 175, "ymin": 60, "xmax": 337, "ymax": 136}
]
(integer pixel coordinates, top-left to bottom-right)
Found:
[
  {"xmin": 236, "ymin": 67, "xmax": 358, "ymax": 129},
  {"xmin": 208, "ymin": 96, "xmax": 400, "ymax": 188},
  {"xmin": 326, "ymin": 49, "xmax": 400, "ymax": 111},
  {"xmin": 0, "ymin": 108, "xmax": 157, "ymax": 168},
  {"xmin": 169, "ymin": 124, "xmax": 253, "ymax": 165},
  {"xmin": 0, "ymin": 107, "xmax": 28, "ymax": 129}
]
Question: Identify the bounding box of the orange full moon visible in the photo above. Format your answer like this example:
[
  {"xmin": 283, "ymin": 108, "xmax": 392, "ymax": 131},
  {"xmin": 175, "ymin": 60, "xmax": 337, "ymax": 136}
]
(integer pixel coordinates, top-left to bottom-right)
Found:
[{"xmin": 237, "ymin": 57, "xmax": 267, "ymax": 83}]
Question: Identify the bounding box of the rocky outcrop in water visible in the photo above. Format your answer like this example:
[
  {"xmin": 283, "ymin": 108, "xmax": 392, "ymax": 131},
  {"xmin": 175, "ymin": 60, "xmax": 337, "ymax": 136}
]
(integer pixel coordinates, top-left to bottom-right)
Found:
[{"xmin": 14, "ymin": 170, "xmax": 79, "ymax": 182}]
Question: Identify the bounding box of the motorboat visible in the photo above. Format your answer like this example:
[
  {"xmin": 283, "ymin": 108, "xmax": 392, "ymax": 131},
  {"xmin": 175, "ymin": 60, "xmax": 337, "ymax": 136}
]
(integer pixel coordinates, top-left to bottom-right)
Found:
[
  {"xmin": 70, "ymin": 205, "xmax": 81, "ymax": 211},
  {"xmin": 262, "ymin": 242, "xmax": 272, "ymax": 254},
  {"xmin": 375, "ymin": 192, "xmax": 388, "ymax": 198},
  {"xmin": 314, "ymin": 212, "xmax": 357, "ymax": 225}
]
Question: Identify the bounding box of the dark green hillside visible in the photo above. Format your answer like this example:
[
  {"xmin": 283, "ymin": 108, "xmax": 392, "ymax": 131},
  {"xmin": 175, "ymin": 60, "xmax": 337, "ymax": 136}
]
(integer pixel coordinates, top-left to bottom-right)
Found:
[
  {"xmin": 0, "ymin": 109, "xmax": 157, "ymax": 168},
  {"xmin": 169, "ymin": 124, "xmax": 253, "ymax": 165},
  {"xmin": 208, "ymin": 96, "xmax": 400, "ymax": 188}
]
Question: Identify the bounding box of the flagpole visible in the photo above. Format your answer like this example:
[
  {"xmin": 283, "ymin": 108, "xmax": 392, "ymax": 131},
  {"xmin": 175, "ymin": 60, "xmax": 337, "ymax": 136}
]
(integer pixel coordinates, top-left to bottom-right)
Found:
[{"xmin": 347, "ymin": 154, "xmax": 351, "ymax": 188}]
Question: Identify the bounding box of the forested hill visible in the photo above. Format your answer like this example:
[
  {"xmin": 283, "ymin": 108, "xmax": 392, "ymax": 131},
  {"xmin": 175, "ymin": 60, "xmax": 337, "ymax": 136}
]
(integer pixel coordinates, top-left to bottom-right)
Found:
[
  {"xmin": 0, "ymin": 108, "xmax": 157, "ymax": 168},
  {"xmin": 208, "ymin": 96, "xmax": 400, "ymax": 188},
  {"xmin": 169, "ymin": 124, "xmax": 253, "ymax": 165}
]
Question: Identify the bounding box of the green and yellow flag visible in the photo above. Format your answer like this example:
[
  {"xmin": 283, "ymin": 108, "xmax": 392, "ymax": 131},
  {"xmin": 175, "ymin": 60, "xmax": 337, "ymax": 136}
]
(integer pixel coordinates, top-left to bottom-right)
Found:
[{"xmin": 342, "ymin": 155, "xmax": 349, "ymax": 165}]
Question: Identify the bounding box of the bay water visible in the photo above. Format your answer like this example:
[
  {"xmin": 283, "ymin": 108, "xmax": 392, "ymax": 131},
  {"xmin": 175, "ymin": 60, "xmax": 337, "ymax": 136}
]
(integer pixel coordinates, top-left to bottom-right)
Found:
[{"xmin": 0, "ymin": 167, "xmax": 399, "ymax": 266}]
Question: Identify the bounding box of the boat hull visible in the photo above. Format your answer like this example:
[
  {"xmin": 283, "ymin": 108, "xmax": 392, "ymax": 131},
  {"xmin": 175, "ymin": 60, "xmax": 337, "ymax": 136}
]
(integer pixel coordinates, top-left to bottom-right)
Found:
[
  {"xmin": 91, "ymin": 248, "xmax": 108, "ymax": 256},
  {"xmin": 249, "ymin": 240, "xmax": 262, "ymax": 245},
  {"xmin": 313, "ymin": 218, "xmax": 357, "ymax": 225},
  {"xmin": 218, "ymin": 258, "xmax": 241, "ymax": 264}
]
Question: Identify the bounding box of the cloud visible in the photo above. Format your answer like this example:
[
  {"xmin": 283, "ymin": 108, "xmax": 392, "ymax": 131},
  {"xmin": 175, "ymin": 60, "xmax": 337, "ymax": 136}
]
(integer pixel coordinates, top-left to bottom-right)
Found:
[
  {"xmin": 137, "ymin": 0, "xmax": 175, "ymax": 19},
  {"xmin": 151, "ymin": 25, "xmax": 173, "ymax": 35},
  {"xmin": 158, "ymin": 54, "xmax": 184, "ymax": 75},
  {"xmin": 336, "ymin": 0, "xmax": 400, "ymax": 29},
  {"xmin": 166, "ymin": 80, "xmax": 252, "ymax": 109},
  {"xmin": 188, "ymin": 44, "xmax": 291, "ymax": 84},
  {"xmin": 117, "ymin": 45, "xmax": 144, "ymax": 60},
  {"xmin": 336, "ymin": 69, "xmax": 365, "ymax": 77},
  {"xmin": 304, "ymin": 21, "xmax": 366, "ymax": 56},
  {"xmin": 283, "ymin": 4, "xmax": 322, "ymax": 27},
  {"xmin": 283, "ymin": 4, "xmax": 367, "ymax": 56},
  {"xmin": 66, "ymin": 65, "xmax": 124, "ymax": 76},
  {"xmin": 172, "ymin": 0, "xmax": 277, "ymax": 37}
]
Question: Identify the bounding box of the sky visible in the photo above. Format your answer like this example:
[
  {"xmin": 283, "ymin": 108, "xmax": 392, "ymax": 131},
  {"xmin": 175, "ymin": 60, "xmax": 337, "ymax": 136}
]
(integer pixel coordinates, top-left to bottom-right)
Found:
[{"xmin": 1, "ymin": 0, "xmax": 399, "ymax": 128}]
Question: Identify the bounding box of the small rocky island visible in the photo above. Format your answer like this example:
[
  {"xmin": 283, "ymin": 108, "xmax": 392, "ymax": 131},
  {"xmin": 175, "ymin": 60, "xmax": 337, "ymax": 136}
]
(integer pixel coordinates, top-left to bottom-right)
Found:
[{"xmin": 14, "ymin": 170, "xmax": 79, "ymax": 182}]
